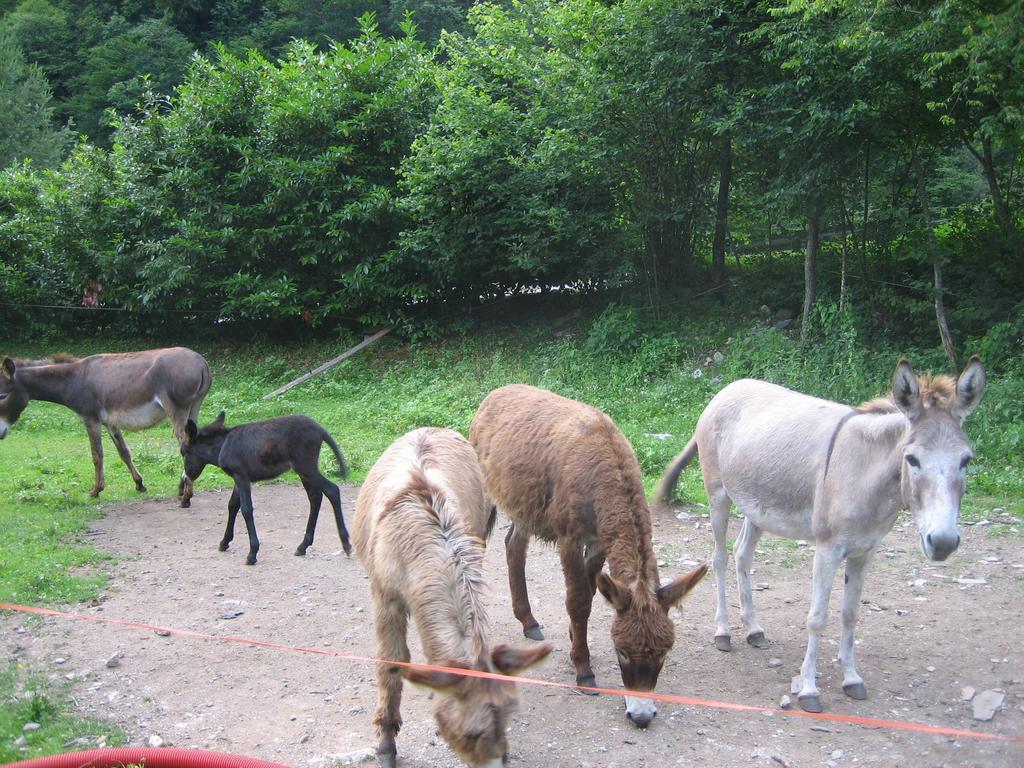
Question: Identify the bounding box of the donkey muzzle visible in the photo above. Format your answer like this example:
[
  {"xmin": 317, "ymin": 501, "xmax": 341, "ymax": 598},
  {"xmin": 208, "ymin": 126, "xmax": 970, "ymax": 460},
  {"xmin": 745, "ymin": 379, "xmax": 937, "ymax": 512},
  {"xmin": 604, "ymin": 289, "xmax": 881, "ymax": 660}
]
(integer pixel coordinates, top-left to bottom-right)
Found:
[
  {"xmin": 0, "ymin": 419, "xmax": 8, "ymax": 439},
  {"xmin": 921, "ymin": 530, "xmax": 960, "ymax": 561},
  {"xmin": 624, "ymin": 695, "xmax": 657, "ymax": 728}
]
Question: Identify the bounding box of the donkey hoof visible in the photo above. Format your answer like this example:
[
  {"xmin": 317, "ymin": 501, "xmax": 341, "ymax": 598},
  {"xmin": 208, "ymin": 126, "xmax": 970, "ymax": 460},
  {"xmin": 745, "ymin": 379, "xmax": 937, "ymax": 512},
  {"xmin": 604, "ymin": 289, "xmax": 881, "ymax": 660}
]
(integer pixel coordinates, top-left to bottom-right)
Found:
[
  {"xmin": 342, "ymin": 541, "xmax": 353, "ymax": 557},
  {"xmin": 180, "ymin": 498, "xmax": 191, "ymax": 508},
  {"xmin": 843, "ymin": 682, "xmax": 867, "ymax": 700},
  {"xmin": 575, "ymin": 674, "xmax": 599, "ymax": 694},
  {"xmin": 218, "ymin": 543, "xmax": 230, "ymax": 552},
  {"xmin": 524, "ymin": 625, "xmax": 545, "ymax": 641},
  {"xmin": 746, "ymin": 631, "xmax": 769, "ymax": 649},
  {"xmin": 246, "ymin": 558, "xmax": 257, "ymax": 566},
  {"xmin": 294, "ymin": 547, "xmax": 307, "ymax": 557},
  {"xmin": 377, "ymin": 753, "xmax": 396, "ymax": 768},
  {"xmin": 136, "ymin": 484, "xmax": 147, "ymax": 493},
  {"xmin": 714, "ymin": 635, "xmax": 733, "ymax": 652},
  {"xmin": 798, "ymin": 694, "xmax": 823, "ymax": 713}
]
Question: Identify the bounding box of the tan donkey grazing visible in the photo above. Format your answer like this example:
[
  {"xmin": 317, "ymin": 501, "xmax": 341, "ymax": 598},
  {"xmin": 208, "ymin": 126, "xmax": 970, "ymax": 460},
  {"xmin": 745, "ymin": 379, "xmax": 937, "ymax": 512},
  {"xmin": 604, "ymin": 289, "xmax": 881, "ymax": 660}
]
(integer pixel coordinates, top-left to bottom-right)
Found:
[
  {"xmin": 354, "ymin": 427, "xmax": 551, "ymax": 768},
  {"xmin": 0, "ymin": 347, "xmax": 211, "ymax": 506},
  {"xmin": 656, "ymin": 357, "xmax": 986, "ymax": 713},
  {"xmin": 470, "ymin": 384, "xmax": 708, "ymax": 728}
]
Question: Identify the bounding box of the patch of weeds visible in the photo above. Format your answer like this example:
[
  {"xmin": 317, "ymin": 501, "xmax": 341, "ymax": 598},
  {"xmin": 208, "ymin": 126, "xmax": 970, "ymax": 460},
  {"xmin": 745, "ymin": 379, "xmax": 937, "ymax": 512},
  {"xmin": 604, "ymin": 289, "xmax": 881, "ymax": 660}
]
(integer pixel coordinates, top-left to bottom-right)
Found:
[{"xmin": 0, "ymin": 661, "xmax": 125, "ymax": 762}]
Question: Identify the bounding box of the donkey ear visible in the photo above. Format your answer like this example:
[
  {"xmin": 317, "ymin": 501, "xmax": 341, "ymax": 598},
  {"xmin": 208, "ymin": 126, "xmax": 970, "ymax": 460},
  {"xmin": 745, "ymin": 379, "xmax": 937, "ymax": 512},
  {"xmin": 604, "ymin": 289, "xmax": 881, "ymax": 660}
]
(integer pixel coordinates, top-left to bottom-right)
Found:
[
  {"xmin": 952, "ymin": 355, "xmax": 986, "ymax": 422},
  {"xmin": 185, "ymin": 420, "xmax": 198, "ymax": 442},
  {"xmin": 491, "ymin": 642, "xmax": 552, "ymax": 676},
  {"xmin": 892, "ymin": 359, "xmax": 921, "ymax": 419},
  {"xmin": 2, "ymin": 357, "xmax": 14, "ymax": 379},
  {"xmin": 596, "ymin": 571, "xmax": 632, "ymax": 612},
  {"xmin": 403, "ymin": 663, "xmax": 467, "ymax": 693},
  {"xmin": 656, "ymin": 563, "xmax": 708, "ymax": 611},
  {"xmin": 213, "ymin": 410, "xmax": 226, "ymax": 427}
]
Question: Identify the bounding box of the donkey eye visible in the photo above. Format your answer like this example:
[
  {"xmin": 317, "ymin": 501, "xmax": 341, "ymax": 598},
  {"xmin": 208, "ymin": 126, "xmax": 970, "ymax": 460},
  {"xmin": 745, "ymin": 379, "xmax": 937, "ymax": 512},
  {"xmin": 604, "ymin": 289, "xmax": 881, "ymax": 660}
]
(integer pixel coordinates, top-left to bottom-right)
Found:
[
  {"xmin": 905, "ymin": 454, "xmax": 920, "ymax": 468},
  {"xmin": 960, "ymin": 455, "xmax": 973, "ymax": 470}
]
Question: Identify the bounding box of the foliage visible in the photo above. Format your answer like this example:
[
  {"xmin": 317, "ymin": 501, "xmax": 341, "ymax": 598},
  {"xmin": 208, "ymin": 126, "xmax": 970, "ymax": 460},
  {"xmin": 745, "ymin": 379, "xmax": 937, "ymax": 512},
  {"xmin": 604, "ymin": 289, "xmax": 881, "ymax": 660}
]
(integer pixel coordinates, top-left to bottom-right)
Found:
[{"xmin": 0, "ymin": 29, "xmax": 72, "ymax": 168}]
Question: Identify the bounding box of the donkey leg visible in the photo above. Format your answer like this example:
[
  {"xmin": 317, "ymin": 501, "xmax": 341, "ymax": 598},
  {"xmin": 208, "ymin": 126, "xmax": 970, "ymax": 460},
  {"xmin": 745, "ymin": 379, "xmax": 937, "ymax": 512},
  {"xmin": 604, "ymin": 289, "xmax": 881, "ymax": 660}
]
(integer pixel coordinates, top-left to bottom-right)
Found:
[
  {"xmin": 839, "ymin": 550, "xmax": 876, "ymax": 701},
  {"xmin": 560, "ymin": 540, "xmax": 598, "ymax": 692},
  {"xmin": 708, "ymin": 487, "xmax": 733, "ymax": 651},
  {"xmin": 107, "ymin": 426, "xmax": 146, "ymax": 492},
  {"xmin": 295, "ymin": 477, "xmax": 323, "ymax": 556},
  {"xmin": 505, "ymin": 523, "xmax": 543, "ymax": 640},
  {"xmin": 734, "ymin": 519, "xmax": 768, "ymax": 648},
  {"xmin": 797, "ymin": 544, "xmax": 844, "ymax": 713},
  {"xmin": 220, "ymin": 488, "xmax": 240, "ymax": 551},
  {"xmin": 84, "ymin": 420, "xmax": 106, "ymax": 497},
  {"xmin": 319, "ymin": 474, "xmax": 351, "ymax": 556},
  {"xmin": 235, "ymin": 480, "xmax": 260, "ymax": 565},
  {"xmin": 372, "ymin": 593, "xmax": 410, "ymax": 768},
  {"xmin": 170, "ymin": 413, "xmax": 194, "ymax": 507}
]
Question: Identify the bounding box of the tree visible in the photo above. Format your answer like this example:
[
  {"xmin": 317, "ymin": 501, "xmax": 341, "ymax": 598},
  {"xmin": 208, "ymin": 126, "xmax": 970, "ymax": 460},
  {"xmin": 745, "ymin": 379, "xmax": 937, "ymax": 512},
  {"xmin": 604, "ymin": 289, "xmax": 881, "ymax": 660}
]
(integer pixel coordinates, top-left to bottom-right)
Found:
[
  {"xmin": 0, "ymin": 29, "xmax": 72, "ymax": 168},
  {"xmin": 68, "ymin": 17, "xmax": 195, "ymax": 143}
]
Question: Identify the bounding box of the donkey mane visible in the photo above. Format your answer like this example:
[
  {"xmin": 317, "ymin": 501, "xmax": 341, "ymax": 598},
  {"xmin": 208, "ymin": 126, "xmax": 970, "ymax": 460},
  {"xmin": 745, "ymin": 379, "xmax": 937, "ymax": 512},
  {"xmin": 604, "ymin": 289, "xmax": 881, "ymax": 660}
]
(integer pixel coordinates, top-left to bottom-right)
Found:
[
  {"xmin": 12, "ymin": 353, "xmax": 79, "ymax": 368},
  {"xmin": 856, "ymin": 372, "xmax": 957, "ymax": 415},
  {"xmin": 390, "ymin": 463, "xmax": 491, "ymax": 664}
]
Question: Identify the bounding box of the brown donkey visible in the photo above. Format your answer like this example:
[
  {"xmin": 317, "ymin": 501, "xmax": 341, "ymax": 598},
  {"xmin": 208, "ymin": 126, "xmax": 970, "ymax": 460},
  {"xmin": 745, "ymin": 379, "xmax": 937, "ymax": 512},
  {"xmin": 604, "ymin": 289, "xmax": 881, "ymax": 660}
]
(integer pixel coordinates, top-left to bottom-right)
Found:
[
  {"xmin": 354, "ymin": 428, "xmax": 551, "ymax": 768},
  {"xmin": 0, "ymin": 348, "xmax": 210, "ymax": 506},
  {"xmin": 470, "ymin": 384, "xmax": 707, "ymax": 728}
]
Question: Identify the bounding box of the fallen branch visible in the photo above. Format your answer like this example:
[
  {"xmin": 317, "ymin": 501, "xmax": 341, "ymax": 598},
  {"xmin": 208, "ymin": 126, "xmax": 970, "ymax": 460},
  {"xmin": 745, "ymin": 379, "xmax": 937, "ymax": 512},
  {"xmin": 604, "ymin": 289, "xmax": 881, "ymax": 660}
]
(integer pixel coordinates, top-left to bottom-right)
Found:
[{"xmin": 262, "ymin": 326, "xmax": 394, "ymax": 399}]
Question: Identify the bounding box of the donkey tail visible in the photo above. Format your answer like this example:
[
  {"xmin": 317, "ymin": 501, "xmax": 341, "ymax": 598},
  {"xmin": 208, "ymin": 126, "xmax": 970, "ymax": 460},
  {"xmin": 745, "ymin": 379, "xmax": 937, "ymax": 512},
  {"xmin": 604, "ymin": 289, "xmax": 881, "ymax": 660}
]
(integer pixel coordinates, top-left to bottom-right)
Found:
[
  {"xmin": 655, "ymin": 437, "xmax": 699, "ymax": 505},
  {"xmin": 323, "ymin": 432, "xmax": 349, "ymax": 480}
]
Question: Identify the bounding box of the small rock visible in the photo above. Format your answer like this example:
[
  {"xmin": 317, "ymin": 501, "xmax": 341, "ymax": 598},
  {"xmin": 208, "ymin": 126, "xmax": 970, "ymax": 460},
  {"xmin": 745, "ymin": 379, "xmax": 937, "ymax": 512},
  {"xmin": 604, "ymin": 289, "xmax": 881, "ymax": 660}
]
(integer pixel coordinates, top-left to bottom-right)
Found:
[
  {"xmin": 336, "ymin": 747, "xmax": 375, "ymax": 765},
  {"xmin": 926, "ymin": 666, "xmax": 936, "ymax": 673},
  {"xmin": 218, "ymin": 609, "xmax": 244, "ymax": 620},
  {"xmin": 768, "ymin": 658, "xmax": 783, "ymax": 668},
  {"xmin": 14, "ymin": 736, "xmax": 27, "ymax": 747},
  {"xmin": 972, "ymin": 689, "xmax": 1004, "ymax": 721},
  {"xmin": 790, "ymin": 676, "xmax": 802, "ymax": 695},
  {"xmin": 154, "ymin": 629, "xmax": 171, "ymax": 637},
  {"xmin": 779, "ymin": 695, "xmax": 792, "ymax": 710},
  {"xmin": 895, "ymin": 609, "xmax": 909, "ymax": 616},
  {"xmin": 623, "ymin": 738, "xmax": 636, "ymax": 745},
  {"xmin": 106, "ymin": 650, "xmax": 124, "ymax": 668},
  {"xmin": 831, "ymin": 749, "xmax": 844, "ymax": 760},
  {"xmin": 53, "ymin": 658, "xmax": 67, "ymax": 665},
  {"xmin": 955, "ymin": 578, "xmax": 987, "ymax": 586},
  {"xmin": 961, "ymin": 686, "xmax": 976, "ymax": 701},
  {"xmin": 675, "ymin": 511, "xmax": 697, "ymax": 522},
  {"xmin": 23, "ymin": 723, "xmax": 40, "ymax": 732},
  {"xmin": 810, "ymin": 725, "xmax": 831, "ymax": 733},
  {"xmin": 148, "ymin": 735, "xmax": 165, "ymax": 748}
]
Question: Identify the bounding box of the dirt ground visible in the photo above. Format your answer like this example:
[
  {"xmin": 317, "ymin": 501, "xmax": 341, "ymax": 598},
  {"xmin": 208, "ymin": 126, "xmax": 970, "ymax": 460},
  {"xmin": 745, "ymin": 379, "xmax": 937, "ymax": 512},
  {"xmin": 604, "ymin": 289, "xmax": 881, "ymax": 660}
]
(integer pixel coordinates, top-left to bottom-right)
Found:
[{"xmin": 4, "ymin": 483, "xmax": 1023, "ymax": 768}]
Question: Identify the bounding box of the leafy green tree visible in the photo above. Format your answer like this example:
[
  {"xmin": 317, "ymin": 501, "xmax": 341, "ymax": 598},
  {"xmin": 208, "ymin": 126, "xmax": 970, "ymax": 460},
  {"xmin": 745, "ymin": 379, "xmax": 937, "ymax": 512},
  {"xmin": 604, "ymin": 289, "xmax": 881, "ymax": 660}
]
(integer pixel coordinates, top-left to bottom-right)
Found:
[
  {"xmin": 400, "ymin": 0, "xmax": 626, "ymax": 301},
  {"xmin": 68, "ymin": 17, "xmax": 194, "ymax": 142},
  {"xmin": 98, "ymin": 15, "xmax": 437, "ymax": 330},
  {"xmin": 0, "ymin": 30, "xmax": 73, "ymax": 168}
]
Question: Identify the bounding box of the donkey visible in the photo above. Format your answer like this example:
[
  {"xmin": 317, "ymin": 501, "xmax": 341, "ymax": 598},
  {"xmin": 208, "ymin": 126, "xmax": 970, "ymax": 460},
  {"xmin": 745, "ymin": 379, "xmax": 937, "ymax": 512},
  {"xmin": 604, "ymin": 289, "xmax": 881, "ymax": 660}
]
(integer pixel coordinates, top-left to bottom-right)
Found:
[
  {"xmin": 656, "ymin": 357, "xmax": 986, "ymax": 713},
  {"xmin": 0, "ymin": 348, "xmax": 210, "ymax": 506},
  {"xmin": 470, "ymin": 384, "xmax": 708, "ymax": 728},
  {"xmin": 180, "ymin": 412, "xmax": 351, "ymax": 565},
  {"xmin": 354, "ymin": 427, "xmax": 551, "ymax": 768}
]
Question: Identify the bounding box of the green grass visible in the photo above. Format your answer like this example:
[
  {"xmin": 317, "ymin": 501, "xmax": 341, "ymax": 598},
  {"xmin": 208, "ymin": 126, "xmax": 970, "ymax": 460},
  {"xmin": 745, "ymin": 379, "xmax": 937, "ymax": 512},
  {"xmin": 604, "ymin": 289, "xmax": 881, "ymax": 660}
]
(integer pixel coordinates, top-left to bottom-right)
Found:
[{"xmin": 0, "ymin": 662, "xmax": 126, "ymax": 762}]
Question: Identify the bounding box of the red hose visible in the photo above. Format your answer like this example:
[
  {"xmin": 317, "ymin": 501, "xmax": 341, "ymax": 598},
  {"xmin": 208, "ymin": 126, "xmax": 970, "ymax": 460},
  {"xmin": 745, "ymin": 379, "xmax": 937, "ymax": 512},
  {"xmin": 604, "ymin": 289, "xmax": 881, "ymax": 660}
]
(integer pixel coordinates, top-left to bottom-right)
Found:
[{"xmin": 4, "ymin": 747, "xmax": 294, "ymax": 768}]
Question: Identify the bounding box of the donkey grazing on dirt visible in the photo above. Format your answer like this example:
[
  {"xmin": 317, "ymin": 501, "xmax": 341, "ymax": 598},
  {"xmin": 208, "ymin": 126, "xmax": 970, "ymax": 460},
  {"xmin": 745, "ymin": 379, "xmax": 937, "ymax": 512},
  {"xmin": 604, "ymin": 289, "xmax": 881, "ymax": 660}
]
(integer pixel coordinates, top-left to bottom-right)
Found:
[
  {"xmin": 0, "ymin": 348, "xmax": 210, "ymax": 506},
  {"xmin": 656, "ymin": 357, "xmax": 986, "ymax": 713},
  {"xmin": 354, "ymin": 428, "xmax": 551, "ymax": 768},
  {"xmin": 181, "ymin": 412, "xmax": 351, "ymax": 565},
  {"xmin": 470, "ymin": 384, "xmax": 707, "ymax": 728}
]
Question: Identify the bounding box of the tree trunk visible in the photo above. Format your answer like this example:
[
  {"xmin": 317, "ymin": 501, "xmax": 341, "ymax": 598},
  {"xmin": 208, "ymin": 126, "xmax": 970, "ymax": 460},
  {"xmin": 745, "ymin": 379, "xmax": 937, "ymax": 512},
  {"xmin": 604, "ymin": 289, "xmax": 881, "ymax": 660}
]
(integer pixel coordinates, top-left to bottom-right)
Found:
[
  {"xmin": 860, "ymin": 145, "xmax": 870, "ymax": 280},
  {"xmin": 800, "ymin": 201, "xmax": 821, "ymax": 342},
  {"xmin": 837, "ymin": 179, "xmax": 850, "ymax": 312},
  {"xmin": 911, "ymin": 139, "xmax": 957, "ymax": 364},
  {"xmin": 961, "ymin": 132, "xmax": 1021, "ymax": 262},
  {"xmin": 711, "ymin": 135, "xmax": 733, "ymax": 298}
]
